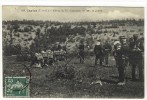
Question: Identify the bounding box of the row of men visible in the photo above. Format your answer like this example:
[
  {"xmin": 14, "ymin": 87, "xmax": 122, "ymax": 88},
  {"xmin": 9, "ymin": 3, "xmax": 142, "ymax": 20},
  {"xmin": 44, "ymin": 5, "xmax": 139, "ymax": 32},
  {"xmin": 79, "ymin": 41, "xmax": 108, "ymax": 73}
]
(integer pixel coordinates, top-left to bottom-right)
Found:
[{"xmin": 78, "ymin": 34, "xmax": 144, "ymax": 85}]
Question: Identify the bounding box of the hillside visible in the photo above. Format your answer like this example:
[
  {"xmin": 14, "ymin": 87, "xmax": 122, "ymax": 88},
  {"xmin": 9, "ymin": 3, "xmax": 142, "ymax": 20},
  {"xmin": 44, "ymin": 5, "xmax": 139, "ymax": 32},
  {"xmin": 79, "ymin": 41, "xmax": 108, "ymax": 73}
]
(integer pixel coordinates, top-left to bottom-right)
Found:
[{"xmin": 2, "ymin": 19, "xmax": 144, "ymax": 55}]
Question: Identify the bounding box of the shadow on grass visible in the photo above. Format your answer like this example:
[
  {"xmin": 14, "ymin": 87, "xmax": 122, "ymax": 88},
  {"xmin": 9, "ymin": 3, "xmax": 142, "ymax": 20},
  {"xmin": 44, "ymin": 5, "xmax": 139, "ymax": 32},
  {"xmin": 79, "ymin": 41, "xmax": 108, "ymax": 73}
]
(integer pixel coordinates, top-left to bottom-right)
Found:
[
  {"xmin": 110, "ymin": 76, "xmax": 132, "ymax": 80},
  {"xmin": 102, "ymin": 65, "xmax": 114, "ymax": 67},
  {"xmin": 101, "ymin": 79, "xmax": 117, "ymax": 84}
]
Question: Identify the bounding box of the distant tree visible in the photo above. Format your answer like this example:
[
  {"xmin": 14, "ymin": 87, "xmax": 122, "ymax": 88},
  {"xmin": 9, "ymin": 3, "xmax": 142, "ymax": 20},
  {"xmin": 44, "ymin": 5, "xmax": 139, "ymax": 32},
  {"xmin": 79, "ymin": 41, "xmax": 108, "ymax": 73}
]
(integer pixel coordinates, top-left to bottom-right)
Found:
[
  {"xmin": 28, "ymin": 37, "xmax": 33, "ymax": 41},
  {"xmin": 36, "ymin": 28, "xmax": 41, "ymax": 37},
  {"xmin": 24, "ymin": 26, "xmax": 30, "ymax": 32}
]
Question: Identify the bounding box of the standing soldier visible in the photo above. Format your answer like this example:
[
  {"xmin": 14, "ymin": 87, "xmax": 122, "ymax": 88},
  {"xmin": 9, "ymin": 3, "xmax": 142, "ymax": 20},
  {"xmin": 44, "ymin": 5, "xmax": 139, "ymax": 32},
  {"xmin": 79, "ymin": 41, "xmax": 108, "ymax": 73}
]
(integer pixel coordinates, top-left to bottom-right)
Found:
[
  {"xmin": 41, "ymin": 50, "xmax": 48, "ymax": 67},
  {"xmin": 47, "ymin": 49, "xmax": 54, "ymax": 65},
  {"xmin": 129, "ymin": 34, "xmax": 144, "ymax": 81},
  {"xmin": 78, "ymin": 40, "xmax": 85, "ymax": 63},
  {"xmin": 103, "ymin": 40, "xmax": 112, "ymax": 66},
  {"xmin": 113, "ymin": 36, "xmax": 129, "ymax": 85},
  {"xmin": 94, "ymin": 39, "xmax": 104, "ymax": 66},
  {"xmin": 113, "ymin": 39, "xmax": 121, "ymax": 67}
]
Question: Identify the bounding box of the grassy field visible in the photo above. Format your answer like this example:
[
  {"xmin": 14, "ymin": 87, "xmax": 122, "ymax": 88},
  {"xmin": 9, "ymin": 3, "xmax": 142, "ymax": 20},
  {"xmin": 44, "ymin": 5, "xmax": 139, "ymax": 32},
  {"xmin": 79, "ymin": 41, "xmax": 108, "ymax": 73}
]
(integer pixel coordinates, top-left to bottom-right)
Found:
[{"xmin": 3, "ymin": 55, "xmax": 144, "ymax": 98}]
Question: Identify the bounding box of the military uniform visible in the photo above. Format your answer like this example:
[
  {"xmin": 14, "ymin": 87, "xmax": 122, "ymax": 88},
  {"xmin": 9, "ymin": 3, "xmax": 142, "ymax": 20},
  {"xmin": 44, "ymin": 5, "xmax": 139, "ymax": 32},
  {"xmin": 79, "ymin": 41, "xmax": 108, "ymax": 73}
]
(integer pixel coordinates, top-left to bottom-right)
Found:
[
  {"xmin": 41, "ymin": 50, "xmax": 48, "ymax": 67},
  {"xmin": 30, "ymin": 52, "xmax": 38, "ymax": 67},
  {"xmin": 113, "ymin": 41, "xmax": 121, "ymax": 68},
  {"xmin": 79, "ymin": 42, "xmax": 85, "ymax": 63},
  {"xmin": 114, "ymin": 36, "xmax": 129, "ymax": 85},
  {"xmin": 103, "ymin": 41, "xmax": 112, "ymax": 65},
  {"xmin": 47, "ymin": 49, "xmax": 54, "ymax": 65},
  {"xmin": 30, "ymin": 52, "xmax": 43, "ymax": 68},
  {"xmin": 94, "ymin": 41, "xmax": 104, "ymax": 66},
  {"xmin": 129, "ymin": 34, "xmax": 144, "ymax": 81}
]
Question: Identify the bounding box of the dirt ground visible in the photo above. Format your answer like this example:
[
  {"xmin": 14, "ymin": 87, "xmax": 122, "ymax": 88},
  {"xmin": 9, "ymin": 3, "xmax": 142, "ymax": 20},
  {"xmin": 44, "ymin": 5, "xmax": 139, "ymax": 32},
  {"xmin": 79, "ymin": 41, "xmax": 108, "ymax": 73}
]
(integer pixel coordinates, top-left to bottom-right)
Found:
[{"xmin": 3, "ymin": 55, "xmax": 144, "ymax": 98}]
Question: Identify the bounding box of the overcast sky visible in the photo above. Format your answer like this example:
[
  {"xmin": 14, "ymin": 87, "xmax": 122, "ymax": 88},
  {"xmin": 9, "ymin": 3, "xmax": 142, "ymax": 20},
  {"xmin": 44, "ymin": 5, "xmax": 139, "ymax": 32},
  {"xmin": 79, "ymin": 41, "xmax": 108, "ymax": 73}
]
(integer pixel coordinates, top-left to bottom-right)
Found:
[{"xmin": 2, "ymin": 6, "xmax": 144, "ymax": 22}]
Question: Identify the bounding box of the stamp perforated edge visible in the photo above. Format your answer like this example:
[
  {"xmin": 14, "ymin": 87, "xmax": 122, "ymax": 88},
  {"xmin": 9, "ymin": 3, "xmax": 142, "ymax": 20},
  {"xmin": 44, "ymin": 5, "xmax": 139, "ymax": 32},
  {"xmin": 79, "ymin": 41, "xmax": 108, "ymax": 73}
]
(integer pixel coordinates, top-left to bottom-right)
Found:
[{"xmin": 4, "ymin": 76, "xmax": 30, "ymax": 98}]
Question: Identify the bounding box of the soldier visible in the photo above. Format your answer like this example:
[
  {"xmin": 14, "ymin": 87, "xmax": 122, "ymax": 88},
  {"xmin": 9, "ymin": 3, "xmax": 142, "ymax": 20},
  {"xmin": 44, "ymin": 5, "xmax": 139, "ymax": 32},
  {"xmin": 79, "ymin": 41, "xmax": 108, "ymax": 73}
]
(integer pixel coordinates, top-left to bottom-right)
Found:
[
  {"xmin": 113, "ymin": 36, "xmax": 129, "ymax": 85},
  {"xmin": 47, "ymin": 49, "xmax": 54, "ymax": 65},
  {"xmin": 35, "ymin": 52, "xmax": 44, "ymax": 68},
  {"xmin": 41, "ymin": 50, "xmax": 48, "ymax": 67},
  {"xmin": 78, "ymin": 40, "xmax": 85, "ymax": 63},
  {"xmin": 94, "ymin": 39, "xmax": 104, "ymax": 66},
  {"xmin": 103, "ymin": 40, "xmax": 112, "ymax": 66},
  {"xmin": 30, "ymin": 51, "xmax": 43, "ymax": 68},
  {"xmin": 129, "ymin": 34, "xmax": 144, "ymax": 81},
  {"xmin": 113, "ymin": 39, "xmax": 121, "ymax": 67}
]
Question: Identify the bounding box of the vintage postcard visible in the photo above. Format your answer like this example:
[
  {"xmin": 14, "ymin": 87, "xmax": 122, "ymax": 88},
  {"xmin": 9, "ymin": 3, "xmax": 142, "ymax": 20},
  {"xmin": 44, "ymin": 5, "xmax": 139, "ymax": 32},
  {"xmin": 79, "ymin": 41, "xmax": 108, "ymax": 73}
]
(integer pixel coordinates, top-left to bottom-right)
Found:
[{"xmin": 2, "ymin": 6, "xmax": 144, "ymax": 98}]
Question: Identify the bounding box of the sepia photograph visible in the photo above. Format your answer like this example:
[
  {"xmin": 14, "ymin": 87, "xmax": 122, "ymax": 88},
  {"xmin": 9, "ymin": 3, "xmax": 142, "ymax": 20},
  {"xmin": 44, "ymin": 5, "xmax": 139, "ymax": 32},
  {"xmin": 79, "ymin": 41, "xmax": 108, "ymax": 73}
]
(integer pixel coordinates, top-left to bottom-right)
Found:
[{"xmin": 2, "ymin": 6, "xmax": 144, "ymax": 98}]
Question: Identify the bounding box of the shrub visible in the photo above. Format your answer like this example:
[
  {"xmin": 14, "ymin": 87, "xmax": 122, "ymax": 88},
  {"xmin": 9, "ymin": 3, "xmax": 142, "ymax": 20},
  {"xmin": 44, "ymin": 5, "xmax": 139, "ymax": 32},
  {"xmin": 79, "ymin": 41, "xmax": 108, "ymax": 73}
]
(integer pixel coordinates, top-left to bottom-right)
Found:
[
  {"xmin": 130, "ymin": 30, "xmax": 135, "ymax": 32},
  {"xmin": 50, "ymin": 63, "xmax": 75, "ymax": 80}
]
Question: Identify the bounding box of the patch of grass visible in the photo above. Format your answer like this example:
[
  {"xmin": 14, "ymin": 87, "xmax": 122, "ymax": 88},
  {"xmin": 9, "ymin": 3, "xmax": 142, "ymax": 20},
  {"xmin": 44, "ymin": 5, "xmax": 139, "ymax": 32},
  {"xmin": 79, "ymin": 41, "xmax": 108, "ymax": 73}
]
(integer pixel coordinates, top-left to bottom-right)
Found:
[{"xmin": 3, "ymin": 56, "xmax": 144, "ymax": 98}]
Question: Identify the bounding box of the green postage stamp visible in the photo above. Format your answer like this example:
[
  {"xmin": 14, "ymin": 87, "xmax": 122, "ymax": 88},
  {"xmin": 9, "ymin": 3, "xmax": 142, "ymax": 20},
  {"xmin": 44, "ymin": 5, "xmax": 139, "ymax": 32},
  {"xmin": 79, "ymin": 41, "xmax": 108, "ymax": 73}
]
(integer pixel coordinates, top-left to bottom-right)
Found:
[{"xmin": 5, "ymin": 77, "xmax": 30, "ymax": 97}]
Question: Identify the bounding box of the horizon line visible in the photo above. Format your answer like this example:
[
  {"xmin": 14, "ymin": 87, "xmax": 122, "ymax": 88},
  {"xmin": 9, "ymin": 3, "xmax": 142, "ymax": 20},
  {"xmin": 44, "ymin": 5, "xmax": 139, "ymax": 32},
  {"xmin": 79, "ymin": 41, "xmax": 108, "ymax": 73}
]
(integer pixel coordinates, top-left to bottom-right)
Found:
[{"xmin": 2, "ymin": 18, "xmax": 144, "ymax": 23}]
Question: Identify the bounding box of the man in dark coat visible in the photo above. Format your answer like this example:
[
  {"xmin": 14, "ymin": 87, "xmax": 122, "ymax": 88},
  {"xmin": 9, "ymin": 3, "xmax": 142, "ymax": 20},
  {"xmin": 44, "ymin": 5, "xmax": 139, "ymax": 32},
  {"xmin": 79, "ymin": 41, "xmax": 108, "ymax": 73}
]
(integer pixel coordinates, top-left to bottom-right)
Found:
[
  {"xmin": 94, "ymin": 40, "xmax": 104, "ymax": 66},
  {"xmin": 114, "ymin": 36, "xmax": 129, "ymax": 85},
  {"xmin": 78, "ymin": 40, "xmax": 85, "ymax": 63},
  {"xmin": 129, "ymin": 34, "xmax": 144, "ymax": 81},
  {"xmin": 103, "ymin": 40, "xmax": 112, "ymax": 65}
]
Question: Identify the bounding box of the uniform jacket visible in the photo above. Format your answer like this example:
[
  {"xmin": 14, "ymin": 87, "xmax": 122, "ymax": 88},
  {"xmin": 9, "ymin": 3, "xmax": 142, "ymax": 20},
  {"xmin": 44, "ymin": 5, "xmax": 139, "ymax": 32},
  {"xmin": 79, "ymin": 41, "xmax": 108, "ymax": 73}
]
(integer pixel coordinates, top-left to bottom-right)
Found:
[
  {"xmin": 94, "ymin": 44, "xmax": 104, "ymax": 56},
  {"xmin": 103, "ymin": 42, "xmax": 112, "ymax": 54},
  {"xmin": 114, "ymin": 43, "xmax": 129, "ymax": 63},
  {"xmin": 129, "ymin": 39, "xmax": 144, "ymax": 61}
]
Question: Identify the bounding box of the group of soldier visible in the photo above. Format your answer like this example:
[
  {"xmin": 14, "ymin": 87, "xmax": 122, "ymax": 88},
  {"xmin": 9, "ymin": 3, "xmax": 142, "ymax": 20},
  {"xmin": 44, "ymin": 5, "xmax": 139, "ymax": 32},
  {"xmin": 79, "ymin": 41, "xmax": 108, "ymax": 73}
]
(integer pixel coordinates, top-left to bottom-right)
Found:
[
  {"xmin": 29, "ymin": 33, "xmax": 144, "ymax": 85},
  {"xmin": 78, "ymin": 34, "xmax": 144, "ymax": 85},
  {"xmin": 30, "ymin": 43, "xmax": 66, "ymax": 68}
]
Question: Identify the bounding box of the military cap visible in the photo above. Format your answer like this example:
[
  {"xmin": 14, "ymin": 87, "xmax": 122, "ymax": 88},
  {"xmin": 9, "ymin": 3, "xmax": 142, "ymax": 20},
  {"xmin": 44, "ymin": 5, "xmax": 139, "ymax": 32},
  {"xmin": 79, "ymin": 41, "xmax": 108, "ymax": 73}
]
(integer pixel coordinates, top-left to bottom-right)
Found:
[
  {"xmin": 133, "ymin": 34, "xmax": 138, "ymax": 38},
  {"xmin": 119, "ymin": 36, "xmax": 126, "ymax": 40}
]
